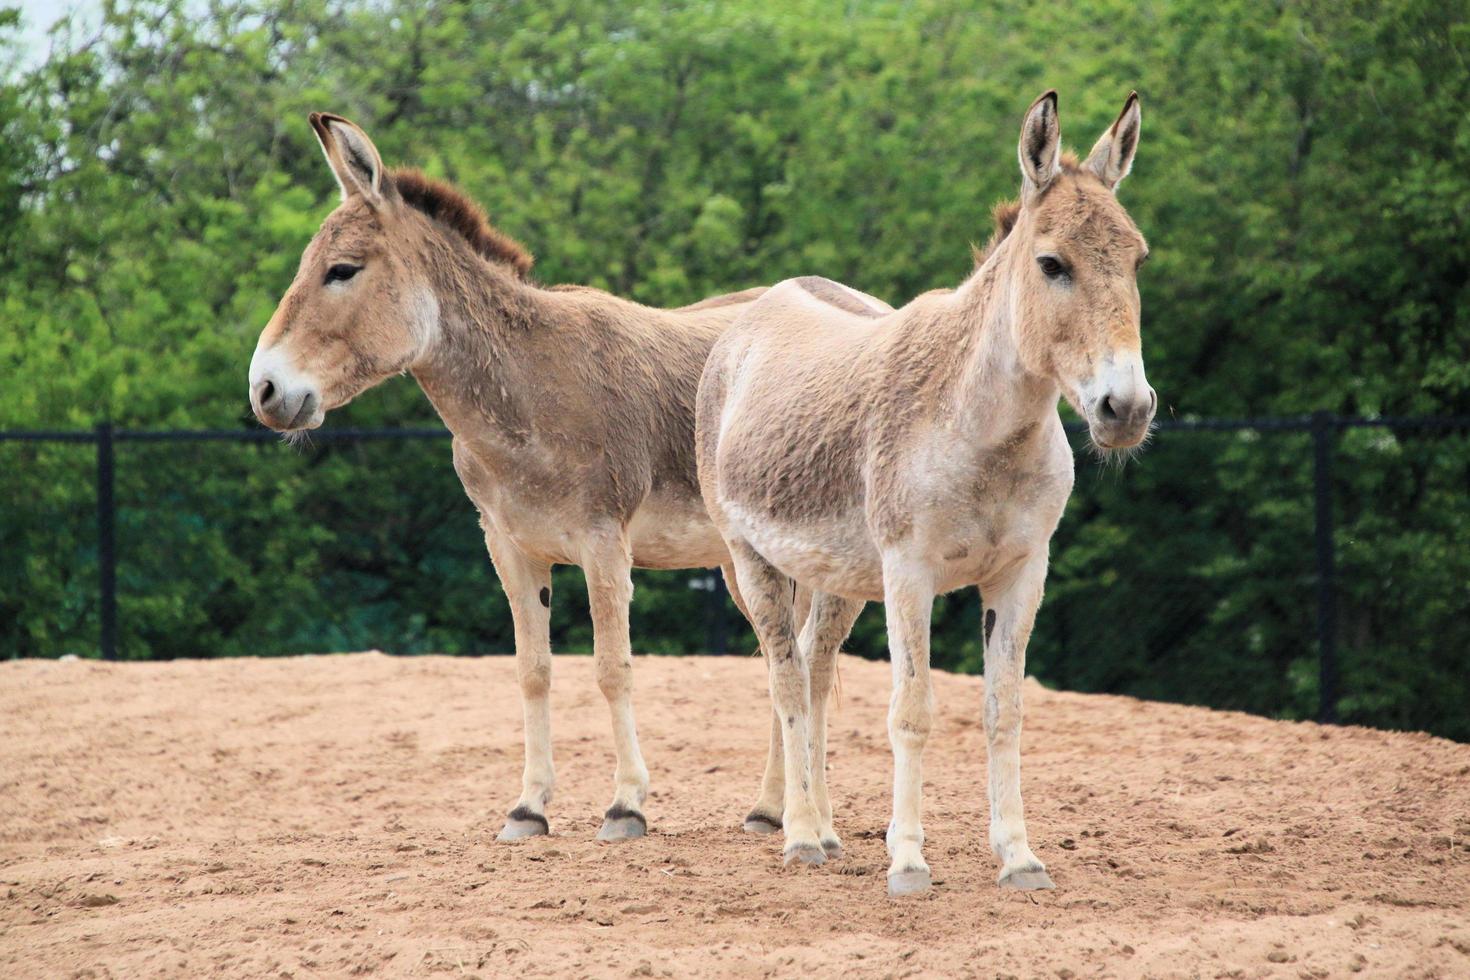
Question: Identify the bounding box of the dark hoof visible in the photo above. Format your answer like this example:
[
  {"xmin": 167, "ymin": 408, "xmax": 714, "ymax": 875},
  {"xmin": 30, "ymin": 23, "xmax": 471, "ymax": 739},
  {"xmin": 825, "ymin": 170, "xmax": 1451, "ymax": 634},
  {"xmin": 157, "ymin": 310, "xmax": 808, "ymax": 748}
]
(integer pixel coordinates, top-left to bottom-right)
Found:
[
  {"xmin": 743, "ymin": 812, "xmax": 782, "ymax": 835},
  {"xmin": 782, "ymin": 843, "xmax": 827, "ymax": 867},
  {"xmin": 888, "ymin": 868, "xmax": 932, "ymax": 897},
  {"xmin": 597, "ymin": 806, "xmax": 648, "ymax": 842},
  {"xmin": 821, "ymin": 837, "xmax": 844, "ymax": 860},
  {"xmin": 497, "ymin": 806, "xmax": 549, "ymax": 841},
  {"xmin": 998, "ymin": 867, "xmax": 1055, "ymax": 891}
]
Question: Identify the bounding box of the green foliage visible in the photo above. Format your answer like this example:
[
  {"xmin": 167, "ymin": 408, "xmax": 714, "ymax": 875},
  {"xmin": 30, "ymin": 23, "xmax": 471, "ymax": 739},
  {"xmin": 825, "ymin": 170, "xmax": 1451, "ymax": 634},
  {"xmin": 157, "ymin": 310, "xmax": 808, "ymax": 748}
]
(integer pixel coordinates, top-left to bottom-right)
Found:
[{"xmin": 1, "ymin": 0, "xmax": 1466, "ymax": 738}]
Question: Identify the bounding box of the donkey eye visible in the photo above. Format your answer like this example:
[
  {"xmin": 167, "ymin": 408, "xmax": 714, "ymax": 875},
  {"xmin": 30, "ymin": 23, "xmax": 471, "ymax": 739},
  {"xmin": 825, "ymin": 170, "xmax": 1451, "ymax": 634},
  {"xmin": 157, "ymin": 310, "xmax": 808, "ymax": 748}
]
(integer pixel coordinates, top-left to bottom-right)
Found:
[
  {"xmin": 1037, "ymin": 255, "xmax": 1069, "ymax": 280},
  {"xmin": 324, "ymin": 263, "xmax": 362, "ymax": 285}
]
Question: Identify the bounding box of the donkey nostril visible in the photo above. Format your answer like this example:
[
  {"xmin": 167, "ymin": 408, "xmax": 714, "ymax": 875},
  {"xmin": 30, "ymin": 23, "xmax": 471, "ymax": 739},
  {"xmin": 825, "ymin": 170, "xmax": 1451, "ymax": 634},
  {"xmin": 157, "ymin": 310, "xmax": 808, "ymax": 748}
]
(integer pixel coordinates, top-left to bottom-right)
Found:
[
  {"xmin": 1099, "ymin": 396, "xmax": 1120, "ymax": 422},
  {"xmin": 258, "ymin": 379, "xmax": 276, "ymax": 407}
]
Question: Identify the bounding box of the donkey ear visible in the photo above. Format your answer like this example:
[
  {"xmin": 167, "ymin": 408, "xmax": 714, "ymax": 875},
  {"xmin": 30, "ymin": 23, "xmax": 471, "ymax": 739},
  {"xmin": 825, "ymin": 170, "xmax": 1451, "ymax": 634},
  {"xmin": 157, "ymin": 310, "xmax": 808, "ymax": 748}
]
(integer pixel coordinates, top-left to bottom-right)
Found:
[
  {"xmin": 1018, "ymin": 90, "xmax": 1061, "ymax": 196},
  {"xmin": 308, "ymin": 112, "xmax": 386, "ymax": 204},
  {"xmin": 1084, "ymin": 92, "xmax": 1141, "ymax": 190}
]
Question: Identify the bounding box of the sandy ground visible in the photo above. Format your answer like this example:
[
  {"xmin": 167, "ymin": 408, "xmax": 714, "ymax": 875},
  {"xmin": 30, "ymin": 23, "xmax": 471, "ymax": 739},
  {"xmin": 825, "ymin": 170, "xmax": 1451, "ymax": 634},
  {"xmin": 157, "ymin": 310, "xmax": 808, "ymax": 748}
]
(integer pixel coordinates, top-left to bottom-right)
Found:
[{"xmin": 2, "ymin": 653, "xmax": 1468, "ymax": 979}]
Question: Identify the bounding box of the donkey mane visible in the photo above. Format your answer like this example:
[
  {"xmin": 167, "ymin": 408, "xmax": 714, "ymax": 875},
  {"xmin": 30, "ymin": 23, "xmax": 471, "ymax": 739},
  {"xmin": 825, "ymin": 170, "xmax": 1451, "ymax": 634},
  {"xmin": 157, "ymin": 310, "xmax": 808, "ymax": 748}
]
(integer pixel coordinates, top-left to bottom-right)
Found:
[
  {"xmin": 972, "ymin": 200, "xmax": 1022, "ymax": 268},
  {"xmin": 391, "ymin": 168, "xmax": 535, "ymax": 279}
]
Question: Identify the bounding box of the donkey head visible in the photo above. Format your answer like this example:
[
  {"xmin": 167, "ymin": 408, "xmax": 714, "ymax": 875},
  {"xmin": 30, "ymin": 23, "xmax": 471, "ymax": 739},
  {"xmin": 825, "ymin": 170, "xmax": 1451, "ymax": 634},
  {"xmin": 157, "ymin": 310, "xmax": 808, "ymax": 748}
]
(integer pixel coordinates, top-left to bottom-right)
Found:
[
  {"xmin": 250, "ymin": 113, "xmax": 534, "ymax": 431},
  {"xmin": 247, "ymin": 115, "xmax": 440, "ymax": 431},
  {"xmin": 1004, "ymin": 91, "xmax": 1155, "ymax": 450}
]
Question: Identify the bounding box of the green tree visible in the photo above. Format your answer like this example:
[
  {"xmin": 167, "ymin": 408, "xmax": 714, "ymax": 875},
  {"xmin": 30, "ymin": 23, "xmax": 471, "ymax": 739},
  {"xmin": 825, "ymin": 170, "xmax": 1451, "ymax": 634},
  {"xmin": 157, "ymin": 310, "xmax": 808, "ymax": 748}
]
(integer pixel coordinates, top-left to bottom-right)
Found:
[{"xmin": 1, "ymin": 0, "xmax": 1465, "ymax": 739}]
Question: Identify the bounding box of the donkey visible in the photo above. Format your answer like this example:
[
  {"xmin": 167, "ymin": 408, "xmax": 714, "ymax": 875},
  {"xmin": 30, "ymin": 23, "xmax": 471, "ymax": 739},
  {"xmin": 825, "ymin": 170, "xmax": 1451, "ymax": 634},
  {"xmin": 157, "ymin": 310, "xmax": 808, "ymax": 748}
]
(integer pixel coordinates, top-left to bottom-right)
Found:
[
  {"xmin": 696, "ymin": 91, "xmax": 1155, "ymax": 894},
  {"xmin": 247, "ymin": 112, "xmax": 873, "ymax": 851}
]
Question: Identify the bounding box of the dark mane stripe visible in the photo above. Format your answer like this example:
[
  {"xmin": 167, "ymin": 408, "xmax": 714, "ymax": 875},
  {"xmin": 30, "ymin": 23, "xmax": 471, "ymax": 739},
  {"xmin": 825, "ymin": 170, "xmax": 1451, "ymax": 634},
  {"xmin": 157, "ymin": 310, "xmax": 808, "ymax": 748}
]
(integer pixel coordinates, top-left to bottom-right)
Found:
[{"xmin": 390, "ymin": 168, "xmax": 534, "ymax": 279}]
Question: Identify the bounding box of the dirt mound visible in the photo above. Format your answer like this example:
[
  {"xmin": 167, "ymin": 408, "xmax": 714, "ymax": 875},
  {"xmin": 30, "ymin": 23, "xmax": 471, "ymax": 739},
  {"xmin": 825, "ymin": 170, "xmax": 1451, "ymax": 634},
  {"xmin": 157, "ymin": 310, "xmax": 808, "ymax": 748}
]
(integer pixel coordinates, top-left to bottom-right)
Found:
[{"xmin": 2, "ymin": 653, "xmax": 1467, "ymax": 978}]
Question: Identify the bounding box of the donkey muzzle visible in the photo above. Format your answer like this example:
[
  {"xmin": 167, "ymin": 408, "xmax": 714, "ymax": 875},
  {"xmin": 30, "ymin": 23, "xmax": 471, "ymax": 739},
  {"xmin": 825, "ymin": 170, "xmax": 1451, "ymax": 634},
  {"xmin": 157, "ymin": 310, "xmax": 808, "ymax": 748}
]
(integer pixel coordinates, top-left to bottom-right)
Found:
[
  {"xmin": 249, "ymin": 345, "xmax": 325, "ymax": 432},
  {"xmin": 1091, "ymin": 387, "xmax": 1156, "ymax": 448},
  {"xmin": 1084, "ymin": 354, "xmax": 1155, "ymax": 449}
]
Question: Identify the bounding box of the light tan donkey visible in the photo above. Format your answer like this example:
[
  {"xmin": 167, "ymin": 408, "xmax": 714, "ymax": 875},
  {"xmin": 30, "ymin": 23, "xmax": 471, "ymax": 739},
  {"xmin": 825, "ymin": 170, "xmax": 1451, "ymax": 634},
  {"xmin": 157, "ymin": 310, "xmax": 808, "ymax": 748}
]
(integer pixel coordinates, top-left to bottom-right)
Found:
[
  {"xmin": 696, "ymin": 91, "xmax": 1155, "ymax": 893},
  {"xmin": 247, "ymin": 112, "xmax": 868, "ymax": 848}
]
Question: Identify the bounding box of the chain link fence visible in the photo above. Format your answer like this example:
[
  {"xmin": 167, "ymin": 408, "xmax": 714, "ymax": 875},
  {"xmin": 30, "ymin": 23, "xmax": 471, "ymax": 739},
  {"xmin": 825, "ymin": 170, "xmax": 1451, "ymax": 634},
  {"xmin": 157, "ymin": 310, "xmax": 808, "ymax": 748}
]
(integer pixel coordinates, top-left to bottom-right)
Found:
[{"xmin": 2, "ymin": 416, "xmax": 1467, "ymax": 740}]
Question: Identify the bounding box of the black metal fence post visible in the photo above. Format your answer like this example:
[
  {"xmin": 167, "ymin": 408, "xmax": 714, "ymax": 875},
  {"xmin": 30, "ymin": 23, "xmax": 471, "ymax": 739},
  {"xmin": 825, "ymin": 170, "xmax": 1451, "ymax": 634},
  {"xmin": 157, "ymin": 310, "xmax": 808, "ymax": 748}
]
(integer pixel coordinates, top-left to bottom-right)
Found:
[
  {"xmin": 705, "ymin": 572, "xmax": 729, "ymax": 655},
  {"xmin": 96, "ymin": 422, "xmax": 117, "ymax": 661},
  {"xmin": 1311, "ymin": 411, "xmax": 1338, "ymax": 723}
]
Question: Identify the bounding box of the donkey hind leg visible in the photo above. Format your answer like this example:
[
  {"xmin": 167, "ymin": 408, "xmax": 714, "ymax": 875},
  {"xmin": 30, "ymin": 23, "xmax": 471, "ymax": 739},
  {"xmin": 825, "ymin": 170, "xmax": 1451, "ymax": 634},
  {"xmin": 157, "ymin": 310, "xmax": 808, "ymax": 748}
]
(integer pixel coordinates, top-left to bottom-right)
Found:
[
  {"xmin": 802, "ymin": 591, "xmax": 865, "ymax": 858},
  {"xmin": 746, "ymin": 709, "xmax": 786, "ymax": 835},
  {"xmin": 726, "ymin": 541, "xmax": 826, "ymax": 866},
  {"xmin": 725, "ymin": 563, "xmax": 862, "ymax": 850},
  {"xmin": 722, "ymin": 563, "xmax": 784, "ymax": 835},
  {"xmin": 882, "ymin": 556, "xmax": 937, "ymax": 896},
  {"xmin": 483, "ymin": 524, "xmax": 556, "ymax": 841},
  {"xmin": 985, "ymin": 552, "xmax": 1054, "ymax": 890},
  {"xmin": 582, "ymin": 533, "xmax": 651, "ymax": 841}
]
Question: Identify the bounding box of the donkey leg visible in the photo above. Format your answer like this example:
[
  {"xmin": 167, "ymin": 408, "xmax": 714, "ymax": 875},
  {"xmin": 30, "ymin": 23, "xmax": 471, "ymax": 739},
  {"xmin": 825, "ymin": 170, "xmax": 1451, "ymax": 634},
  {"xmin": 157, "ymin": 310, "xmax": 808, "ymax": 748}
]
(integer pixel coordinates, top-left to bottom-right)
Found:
[
  {"xmin": 482, "ymin": 524, "xmax": 556, "ymax": 841},
  {"xmin": 984, "ymin": 552, "xmax": 1054, "ymax": 890},
  {"xmin": 746, "ymin": 709, "xmax": 786, "ymax": 834},
  {"xmin": 881, "ymin": 557, "xmax": 937, "ymax": 897},
  {"xmin": 803, "ymin": 592, "xmax": 864, "ymax": 858},
  {"xmin": 723, "ymin": 563, "xmax": 784, "ymax": 834},
  {"xmin": 727, "ymin": 541, "xmax": 825, "ymax": 866},
  {"xmin": 584, "ymin": 534, "xmax": 651, "ymax": 841}
]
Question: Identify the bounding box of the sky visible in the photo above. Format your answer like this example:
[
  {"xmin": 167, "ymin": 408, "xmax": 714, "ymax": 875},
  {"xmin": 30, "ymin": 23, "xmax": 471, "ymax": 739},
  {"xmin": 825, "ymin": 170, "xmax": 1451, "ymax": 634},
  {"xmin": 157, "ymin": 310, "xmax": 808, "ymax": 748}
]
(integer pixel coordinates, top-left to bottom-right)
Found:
[{"xmin": 12, "ymin": 0, "xmax": 100, "ymax": 67}]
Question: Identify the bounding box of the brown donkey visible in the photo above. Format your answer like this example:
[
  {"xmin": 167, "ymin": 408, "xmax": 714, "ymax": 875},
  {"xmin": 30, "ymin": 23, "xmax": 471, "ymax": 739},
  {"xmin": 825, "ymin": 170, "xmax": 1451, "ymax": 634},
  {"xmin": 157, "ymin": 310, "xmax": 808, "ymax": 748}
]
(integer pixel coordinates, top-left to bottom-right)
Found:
[
  {"xmin": 697, "ymin": 91, "xmax": 1155, "ymax": 894},
  {"xmin": 248, "ymin": 113, "xmax": 868, "ymax": 846}
]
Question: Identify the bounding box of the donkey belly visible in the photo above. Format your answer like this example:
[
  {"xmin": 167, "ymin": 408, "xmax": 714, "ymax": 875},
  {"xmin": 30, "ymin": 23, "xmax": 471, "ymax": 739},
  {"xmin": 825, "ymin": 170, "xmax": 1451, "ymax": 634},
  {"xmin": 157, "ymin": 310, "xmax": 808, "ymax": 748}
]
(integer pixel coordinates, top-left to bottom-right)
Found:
[
  {"xmin": 627, "ymin": 491, "xmax": 729, "ymax": 570},
  {"xmin": 723, "ymin": 500, "xmax": 886, "ymax": 600}
]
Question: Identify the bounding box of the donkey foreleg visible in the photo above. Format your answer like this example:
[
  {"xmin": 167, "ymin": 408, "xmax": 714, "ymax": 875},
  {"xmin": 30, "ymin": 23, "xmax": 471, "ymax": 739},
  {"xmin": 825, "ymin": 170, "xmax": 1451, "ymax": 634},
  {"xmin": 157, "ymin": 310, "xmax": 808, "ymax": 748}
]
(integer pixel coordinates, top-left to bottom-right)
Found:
[
  {"xmin": 881, "ymin": 556, "xmax": 937, "ymax": 896},
  {"xmin": 482, "ymin": 524, "xmax": 556, "ymax": 841},
  {"xmin": 983, "ymin": 551, "xmax": 1054, "ymax": 890},
  {"xmin": 726, "ymin": 541, "xmax": 825, "ymax": 865},
  {"xmin": 584, "ymin": 533, "xmax": 650, "ymax": 841}
]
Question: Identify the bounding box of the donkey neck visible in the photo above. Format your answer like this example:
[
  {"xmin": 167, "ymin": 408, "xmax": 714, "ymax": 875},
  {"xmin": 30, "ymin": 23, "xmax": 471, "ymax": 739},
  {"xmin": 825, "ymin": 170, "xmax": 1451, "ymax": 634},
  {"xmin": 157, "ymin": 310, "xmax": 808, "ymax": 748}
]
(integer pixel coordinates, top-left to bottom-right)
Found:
[
  {"xmin": 408, "ymin": 240, "xmax": 552, "ymax": 445},
  {"xmin": 923, "ymin": 237, "xmax": 1061, "ymax": 446}
]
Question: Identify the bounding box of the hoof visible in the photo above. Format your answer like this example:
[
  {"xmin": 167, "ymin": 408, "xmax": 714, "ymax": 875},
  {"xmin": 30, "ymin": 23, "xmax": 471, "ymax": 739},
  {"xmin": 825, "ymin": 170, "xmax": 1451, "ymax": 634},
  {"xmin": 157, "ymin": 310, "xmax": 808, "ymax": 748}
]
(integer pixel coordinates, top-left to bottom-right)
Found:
[
  {"xmin": 497, "ymin": 806, "xmax": 549, "ymax": 841},
  {"xmin": 998, "ymin": 867, "xmax": 1055, "ymax": 891},
  {"xmin": 743, "ymin": 812, "xmax": 782, "ymax": 835},
  {"xmin": 887, "ymin": 868, "xmax": 932, "ymax": 897},
  {"xmin": 820, "ymin": 837, "xmax": 844, "ymax": 860},
  {"xmin": 597, "ymin": 806, "xmax": 648, "ymax": 842},
  {"xmin": 782, "ymin": 843, "xmax": 827, "ymax": 867}
]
